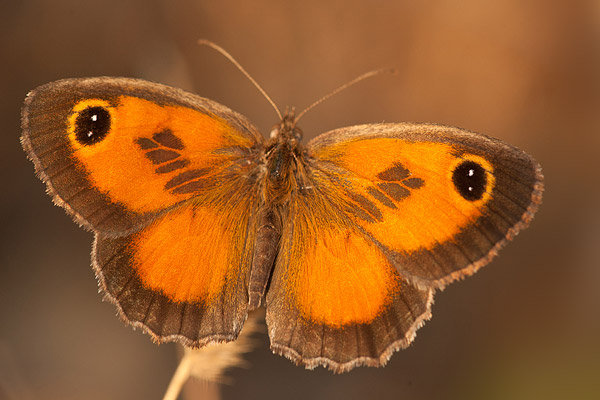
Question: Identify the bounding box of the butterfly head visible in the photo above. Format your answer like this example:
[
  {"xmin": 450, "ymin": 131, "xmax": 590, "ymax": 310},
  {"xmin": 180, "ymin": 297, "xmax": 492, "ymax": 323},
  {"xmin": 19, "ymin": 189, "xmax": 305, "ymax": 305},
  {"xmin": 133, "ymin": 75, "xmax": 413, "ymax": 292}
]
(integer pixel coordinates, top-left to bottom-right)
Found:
[{"xmin": 270, "ymin": 108, "xmax": 303, "ymax": 146}]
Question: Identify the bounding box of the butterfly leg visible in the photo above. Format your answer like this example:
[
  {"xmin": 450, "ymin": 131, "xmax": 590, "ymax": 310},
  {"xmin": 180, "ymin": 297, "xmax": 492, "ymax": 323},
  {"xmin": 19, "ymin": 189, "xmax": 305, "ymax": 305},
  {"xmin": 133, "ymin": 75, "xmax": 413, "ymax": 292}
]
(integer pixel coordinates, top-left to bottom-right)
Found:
[{"xmin": 249, "ymin": 208, "xmax": 280, "ymax": 309}]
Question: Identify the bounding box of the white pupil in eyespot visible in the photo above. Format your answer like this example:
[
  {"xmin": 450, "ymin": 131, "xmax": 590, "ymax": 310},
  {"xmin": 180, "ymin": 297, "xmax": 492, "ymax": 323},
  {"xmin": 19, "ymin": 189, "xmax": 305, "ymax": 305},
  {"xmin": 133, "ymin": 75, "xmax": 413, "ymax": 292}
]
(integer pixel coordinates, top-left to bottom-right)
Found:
[
  {"xmin": 91, "ymin": 114, "xmax": 97, "ymax": 122},
  {"xmin": 468, "ymin": 169, "xmax": 474, "ymax": 176}
]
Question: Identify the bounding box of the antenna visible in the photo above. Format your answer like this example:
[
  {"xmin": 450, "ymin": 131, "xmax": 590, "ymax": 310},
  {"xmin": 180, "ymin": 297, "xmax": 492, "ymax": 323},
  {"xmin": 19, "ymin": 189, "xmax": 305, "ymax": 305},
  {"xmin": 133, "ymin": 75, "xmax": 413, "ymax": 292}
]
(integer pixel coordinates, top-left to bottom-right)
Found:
[
  {"xmin": 198, "ymin": 39, "xmax": 283, "ymax": 121},
  {"xmin": 295, "ymin": 68, "xmax": 398, "ymax": 124}
]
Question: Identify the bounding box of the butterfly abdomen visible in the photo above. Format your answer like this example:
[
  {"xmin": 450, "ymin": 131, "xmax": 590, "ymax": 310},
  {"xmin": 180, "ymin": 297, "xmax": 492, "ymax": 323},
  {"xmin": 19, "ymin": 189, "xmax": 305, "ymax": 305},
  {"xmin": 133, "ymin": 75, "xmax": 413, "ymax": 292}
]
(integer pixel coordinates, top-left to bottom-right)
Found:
[{"xmin": 248, "ymin": 209, "xmax": 280, "ymax": 309}]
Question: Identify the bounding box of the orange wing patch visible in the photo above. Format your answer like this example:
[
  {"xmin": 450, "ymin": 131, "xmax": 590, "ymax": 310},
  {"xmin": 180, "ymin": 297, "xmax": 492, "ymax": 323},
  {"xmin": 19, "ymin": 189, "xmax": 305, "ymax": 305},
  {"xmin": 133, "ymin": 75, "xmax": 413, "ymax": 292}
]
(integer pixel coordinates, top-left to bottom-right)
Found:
[
  {"xmin": 268, "ymin": 193, "xmax": 400, "ymax": 327},
  {"xmin": 66, "ymin": 96, "xmax": 257, "ymax": 213},
  {"xmin": 311, "ymin": 137, "xmax": 495, "ymax": 253},
  {"xmin": 132, "ymin": 205, "xmax": 238, "ymax": 304},
  {"xmin": 92, "ymin": 189, "xmax": 259, "ymax": 345},
  {"xmin": 289, "ymin": 225, "xmax": 400, "ymax": 326}
]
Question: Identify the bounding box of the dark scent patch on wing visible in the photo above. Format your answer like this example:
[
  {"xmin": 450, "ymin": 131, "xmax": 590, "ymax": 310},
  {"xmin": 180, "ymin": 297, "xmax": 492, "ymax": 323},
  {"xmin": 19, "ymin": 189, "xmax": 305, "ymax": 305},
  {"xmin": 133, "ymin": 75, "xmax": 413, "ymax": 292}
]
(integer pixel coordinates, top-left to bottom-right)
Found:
[
  {"xmin": 136, "ymin": 131, "xmax": 186, "ymax": 166},
  {"xmin": 367, "ymin": 187, "xmax": 397, "ymax": 209},
  {"xmin": 136, "ymin": 137, "xmax": 159, "ymax": 149},
  {"xmin": 378, "ymin": 182, "xmax": 410, "ymax": 202},
  {"xmin": 402, "ymin": 177, "xmax": 424, "ymax": 189},
  {"xmin": 345, "ymin": 205, "xmax": 376, "ymax": 224},
  {"xmin": 377, "ymin": 163, "xmax": 410, "ymax": 181},
  {"xmin": 155, "ymin": 159, "xmax": 191, "ymax": 174},
  {"xmin": 145, "ymin": 149, "xmax": 180, "ymax": 164},
  {"xmin": 347, "ymin": 192, "xmax": 383, "ymax": 222},
  {"xmin": 153, "ymin": 129, "xmax": 184, "ymax": 150},
  {"xmin": 165, "ymin": 169, "xmax": 210, "ymax": 190},
  {"xmin": 374, "ymin": 163, "xmax": 425, "ymax": 204},
  {"xmin": 171, "ymin": 180, "xmax": 209, "ymax": 194}
]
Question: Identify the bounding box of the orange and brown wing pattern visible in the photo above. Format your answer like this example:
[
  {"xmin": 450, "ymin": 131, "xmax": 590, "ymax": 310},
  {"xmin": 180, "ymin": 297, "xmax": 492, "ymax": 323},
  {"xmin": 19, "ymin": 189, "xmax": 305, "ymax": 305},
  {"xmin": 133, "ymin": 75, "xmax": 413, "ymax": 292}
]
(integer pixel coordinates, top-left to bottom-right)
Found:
[
  {"xmin": 21, "ymin": 77, "xmax": 263, "ymax": 235},
  {"xmin": 93, "ymin": 188, "xmax": 260, "ymax": 346},
  {"xmin": 267, "ymin": 122, "xmax": 542, "ymax": 371},
  {"xmin": 306, "ymin": 123, "xmax": 544, "ymax": 289},
  {"xmin": 21, "ymin": 77, "xmax": 264, "ymax": 344},
  {"xmin": 266, "ymin": 185, "xmax": 433, "ymax": 371}
]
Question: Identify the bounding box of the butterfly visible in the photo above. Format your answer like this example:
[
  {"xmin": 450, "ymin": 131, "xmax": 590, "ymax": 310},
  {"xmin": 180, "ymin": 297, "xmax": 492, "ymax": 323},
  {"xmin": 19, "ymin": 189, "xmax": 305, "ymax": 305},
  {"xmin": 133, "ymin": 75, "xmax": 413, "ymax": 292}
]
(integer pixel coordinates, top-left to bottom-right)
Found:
[{"xmin": 21, "ymin": 49, "xmax": 543, "ymax": 373}]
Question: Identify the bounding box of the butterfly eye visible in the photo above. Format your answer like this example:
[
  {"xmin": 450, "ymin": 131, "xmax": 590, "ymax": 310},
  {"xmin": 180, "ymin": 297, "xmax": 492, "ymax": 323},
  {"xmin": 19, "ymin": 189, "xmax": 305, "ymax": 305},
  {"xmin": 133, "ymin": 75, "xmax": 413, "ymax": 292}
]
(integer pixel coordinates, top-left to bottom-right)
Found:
[
  {"xmin": 270, "ymin": 127, "xmax": 279, "ymax": 138},
  {"xmin": 452, "ymin": 160, "xmax": 488, "ymax": 201},
  {"xmin": 74, "ymin": 106, "xmax": 111, "ymax": 145}
]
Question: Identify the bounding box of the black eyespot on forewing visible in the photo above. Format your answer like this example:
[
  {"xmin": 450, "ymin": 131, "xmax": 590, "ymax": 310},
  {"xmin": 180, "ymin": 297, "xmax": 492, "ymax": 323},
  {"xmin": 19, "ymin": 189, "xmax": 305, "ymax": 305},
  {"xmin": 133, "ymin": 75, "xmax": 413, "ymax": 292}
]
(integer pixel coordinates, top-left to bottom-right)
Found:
[
  {"xmin": 74, "ymin": 106, "xmax": 111, "ymax": 145},
  {"xmin": 452, "ymin": 160, "xmax": 487, "ymax": 201}
]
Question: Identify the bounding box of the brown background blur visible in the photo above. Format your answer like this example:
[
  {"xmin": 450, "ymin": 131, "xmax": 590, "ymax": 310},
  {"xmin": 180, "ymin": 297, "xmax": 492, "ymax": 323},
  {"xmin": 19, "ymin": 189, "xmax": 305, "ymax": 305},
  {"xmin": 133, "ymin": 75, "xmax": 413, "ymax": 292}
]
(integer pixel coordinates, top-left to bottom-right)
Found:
[{"xmin": 1, "ymin": 1, "xmax": 599, "ymax": 399}]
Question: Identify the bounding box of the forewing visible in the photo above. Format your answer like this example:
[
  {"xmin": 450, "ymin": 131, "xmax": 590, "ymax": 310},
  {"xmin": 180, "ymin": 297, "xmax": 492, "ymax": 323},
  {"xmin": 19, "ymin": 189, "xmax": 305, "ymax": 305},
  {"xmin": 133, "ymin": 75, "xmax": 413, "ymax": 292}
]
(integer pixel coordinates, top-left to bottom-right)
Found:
[
  {"xmin": 21, "ymin": 77, "xmax": 263, "ymax": 236},
  {"xmin": 306, "ymin": 123, "xmax": 543, "ymax": 289}
]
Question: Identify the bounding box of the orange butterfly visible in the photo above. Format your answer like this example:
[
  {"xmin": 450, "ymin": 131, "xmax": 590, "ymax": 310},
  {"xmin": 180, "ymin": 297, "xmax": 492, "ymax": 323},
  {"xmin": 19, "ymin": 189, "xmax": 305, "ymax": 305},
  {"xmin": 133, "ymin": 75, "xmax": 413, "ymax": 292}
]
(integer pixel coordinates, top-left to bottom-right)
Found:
[{"xmin": 21, "ymin": 45, "xmax": 543, "ymax": 373}]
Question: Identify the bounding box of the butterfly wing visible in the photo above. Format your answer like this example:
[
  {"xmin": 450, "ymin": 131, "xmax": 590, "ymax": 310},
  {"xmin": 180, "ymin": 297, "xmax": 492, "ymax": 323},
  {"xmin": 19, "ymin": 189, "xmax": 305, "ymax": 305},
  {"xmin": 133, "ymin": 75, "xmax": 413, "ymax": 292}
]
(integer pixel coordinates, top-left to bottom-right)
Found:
[
  {"xmin": 306, "ymin": 123, "xmax": 543, "ymax": 288},
  {"xmin": 22, "ymin": 77, "xmax": 264, "ymax": 344},
  {"xmin": 93, "ymin": 199, "xmax": 259, "ymax": 345},
  {"xmin": 266, "ymin": 123, "xmax": 542, "ymax": 371},
  {"xmin": 266, "ymin": 187, "xmax": 434, "ymax": 371},
  {"xmin": 21, "ymin": 77, "xmax": 263, "ymax": 235}
]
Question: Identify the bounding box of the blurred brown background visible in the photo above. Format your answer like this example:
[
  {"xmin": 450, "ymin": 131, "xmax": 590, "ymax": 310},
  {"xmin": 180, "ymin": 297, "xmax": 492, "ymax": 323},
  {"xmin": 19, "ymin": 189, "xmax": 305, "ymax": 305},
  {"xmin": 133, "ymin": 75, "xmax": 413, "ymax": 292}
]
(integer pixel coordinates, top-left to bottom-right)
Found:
[{"xmin": 1, "ymin": 1, "xmax": 599, "ymax": 399}]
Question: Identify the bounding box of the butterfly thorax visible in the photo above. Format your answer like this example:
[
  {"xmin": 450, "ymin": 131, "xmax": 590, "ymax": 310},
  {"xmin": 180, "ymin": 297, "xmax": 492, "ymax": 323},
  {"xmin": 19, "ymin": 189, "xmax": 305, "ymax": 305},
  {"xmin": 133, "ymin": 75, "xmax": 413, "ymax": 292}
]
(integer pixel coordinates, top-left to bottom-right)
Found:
[{"xmin": 262, "ymin": 111, "xmax": 304, "ymax": 206}]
